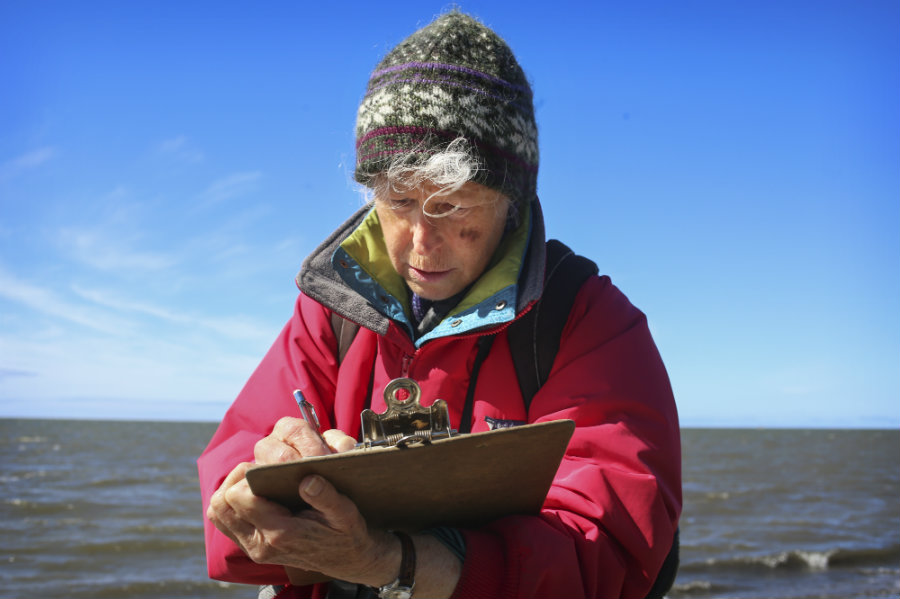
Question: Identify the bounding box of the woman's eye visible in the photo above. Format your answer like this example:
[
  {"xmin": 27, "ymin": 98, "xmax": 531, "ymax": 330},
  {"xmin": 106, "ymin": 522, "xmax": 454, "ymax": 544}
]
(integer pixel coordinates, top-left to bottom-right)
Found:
[
  {"xmin": 388, "ymin": 198, "xmax": 414, "ymax": 211},
  {"xmin": 430, "ymin": 202, "xmax": 458, "ymax": 215},
  {"xmin": 425, "ymin": 201, "xmax": 468, "ymax": 217},
  {"xmin": 380, "ymin": 196, "xmax": 472, "ymax": 218}
]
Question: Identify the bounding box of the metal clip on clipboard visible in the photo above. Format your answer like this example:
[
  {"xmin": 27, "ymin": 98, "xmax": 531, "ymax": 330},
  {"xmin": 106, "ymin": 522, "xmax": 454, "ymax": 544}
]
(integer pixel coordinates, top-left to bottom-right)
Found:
[{"xmin": 359, "ymin": 378, "xmax": 456, "ymax": 448}]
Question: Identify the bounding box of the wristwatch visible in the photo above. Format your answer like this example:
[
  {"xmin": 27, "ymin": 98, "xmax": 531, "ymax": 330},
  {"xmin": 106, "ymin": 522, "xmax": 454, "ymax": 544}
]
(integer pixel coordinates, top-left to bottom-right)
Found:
[{"xmin": 378, "ymin": 531, "xmax": 416, "ymax": 599}]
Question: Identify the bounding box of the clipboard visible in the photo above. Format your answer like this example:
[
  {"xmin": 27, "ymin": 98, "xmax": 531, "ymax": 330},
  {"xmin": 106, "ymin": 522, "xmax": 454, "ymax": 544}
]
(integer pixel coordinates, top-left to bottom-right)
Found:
[{"xmin": 246, "ymin": 419, "xmax": 575, "ymax": 531}]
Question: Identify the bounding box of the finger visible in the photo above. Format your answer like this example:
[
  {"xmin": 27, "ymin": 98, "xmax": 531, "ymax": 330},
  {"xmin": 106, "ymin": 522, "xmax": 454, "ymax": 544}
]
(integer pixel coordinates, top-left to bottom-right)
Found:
[
  {"xmin": 208, "ymin": 462, "xmax": 253, "ymax": 521},
  {"xmin": 323, "ymin": 429, "xmax": 357, "ymax": 453},
  {"xmin": 271, "ymin": 417, "xmax": 332, "ymax": 458},
  {"xmin": 271, "ymin": 416, "xmax": 307, "ymax": 443},
  {"xmin": 254, "ymin": 435, "xmax": 303, "ymax": 464},
  {"xmin": 226, "ymin": 477, "xmax": 294, "ymax": 528},
  {"xmin": 208, "ymin": 478, "xmax": 257, "ymax": 543},
  {"xmin": 207, "ymin": 488, "xmax": 230, "ymax": 527},
  {"xmin": 207, "ymin": 497, "xmax": 243, "ymax": 544},
  {"xmin": 220, "ymin": 478, "xmax": 291, "ymax": 545},
  {"xmin": 220, "ymin": 461, "xmax": 253, "ymax": 490},
  {"xmin": 297, "ymin": 475, "xmax": 361, "ymax": 532}
]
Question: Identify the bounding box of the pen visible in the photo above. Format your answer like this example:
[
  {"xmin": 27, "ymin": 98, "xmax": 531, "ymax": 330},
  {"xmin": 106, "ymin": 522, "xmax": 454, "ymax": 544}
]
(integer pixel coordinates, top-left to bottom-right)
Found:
[{"xmin": 293, "ymin": 389, "xmax": 334, "ymax": 454}]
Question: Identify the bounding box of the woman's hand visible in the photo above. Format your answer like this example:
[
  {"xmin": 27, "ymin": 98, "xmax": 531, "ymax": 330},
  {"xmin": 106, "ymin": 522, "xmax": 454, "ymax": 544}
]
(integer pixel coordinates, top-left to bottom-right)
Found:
[
  {"xmin": 206, "ymin": 419, "xmax": 397, "ymax": 584},
  {"xmin": 252, "ymin": 417, "xmax": 357, "ymax": 464},
  {"xmin": 206, "ymin": 418, "xmax": 461, "ymax": 595},
  {"xmin": 207, "ymin": 465, "xmax": 399, "ymax": 586}
]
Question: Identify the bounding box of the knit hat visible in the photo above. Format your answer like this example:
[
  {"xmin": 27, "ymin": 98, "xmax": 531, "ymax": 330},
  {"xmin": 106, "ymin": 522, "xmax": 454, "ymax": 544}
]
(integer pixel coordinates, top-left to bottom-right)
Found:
[{"xmin": 354, "ymin": 12, "xmax": 539, "ymax": 207}]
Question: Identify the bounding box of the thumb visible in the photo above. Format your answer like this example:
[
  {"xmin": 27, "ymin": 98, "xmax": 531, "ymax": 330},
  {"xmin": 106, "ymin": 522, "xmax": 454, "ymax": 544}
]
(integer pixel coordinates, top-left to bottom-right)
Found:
[
  {"xmin": 300, "ymin": 474, "xmax": 327, "ymax": 501},
  {"xmin": 298, "ymin": 475, "xmax": 360, "ymax": 530}
]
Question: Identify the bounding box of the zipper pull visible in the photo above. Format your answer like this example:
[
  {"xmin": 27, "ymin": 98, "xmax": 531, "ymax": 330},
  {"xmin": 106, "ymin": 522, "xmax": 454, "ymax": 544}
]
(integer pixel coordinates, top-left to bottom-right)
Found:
[{"xmin": 401, "ymin": 353, "xmax": 414, "ymax": 377}]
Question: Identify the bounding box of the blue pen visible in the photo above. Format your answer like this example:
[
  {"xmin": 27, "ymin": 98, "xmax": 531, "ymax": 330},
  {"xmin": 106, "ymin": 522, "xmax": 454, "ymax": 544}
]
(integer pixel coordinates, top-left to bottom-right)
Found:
[{"xmin": 293, "ymin": 389, "xmax": 334, "ymax": 454}]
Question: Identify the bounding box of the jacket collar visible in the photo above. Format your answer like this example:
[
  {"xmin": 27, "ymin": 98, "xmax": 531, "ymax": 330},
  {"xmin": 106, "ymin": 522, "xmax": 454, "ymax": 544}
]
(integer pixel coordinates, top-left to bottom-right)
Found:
[{"xmin": 297, "ymin": 198, "xmax": 548, "ymax": 345}]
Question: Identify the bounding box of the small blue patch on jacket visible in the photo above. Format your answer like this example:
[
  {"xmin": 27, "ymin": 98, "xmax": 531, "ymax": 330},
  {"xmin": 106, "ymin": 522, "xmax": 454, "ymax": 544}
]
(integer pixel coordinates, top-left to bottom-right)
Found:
[
  {"xmin": 415, "ymin": 284, "xmax": 517, "ymax": 347},
  {"xmin": 485, "ymin": 416, "xmax": 527, "ymax": 430}
]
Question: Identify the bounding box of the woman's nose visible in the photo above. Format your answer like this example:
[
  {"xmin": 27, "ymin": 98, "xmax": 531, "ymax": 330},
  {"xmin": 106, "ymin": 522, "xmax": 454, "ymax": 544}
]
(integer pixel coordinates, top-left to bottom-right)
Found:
[{"xmin": 410, "ymin": 213, "xmax": 442, "ymax": 254}]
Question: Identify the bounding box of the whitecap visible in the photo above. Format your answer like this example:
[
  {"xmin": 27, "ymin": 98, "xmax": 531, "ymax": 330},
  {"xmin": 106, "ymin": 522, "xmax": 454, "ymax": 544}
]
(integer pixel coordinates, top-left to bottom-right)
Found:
[{"xmin": 797, "ymin": 550, "xmax": 832, "ymax": 570}]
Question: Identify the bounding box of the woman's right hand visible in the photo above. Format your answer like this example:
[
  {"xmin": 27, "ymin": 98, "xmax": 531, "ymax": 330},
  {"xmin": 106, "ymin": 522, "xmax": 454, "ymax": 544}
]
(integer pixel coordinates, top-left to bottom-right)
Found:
[{"xmin": 253, "ymin": 417, "xmax": 357, "ymax": 464}]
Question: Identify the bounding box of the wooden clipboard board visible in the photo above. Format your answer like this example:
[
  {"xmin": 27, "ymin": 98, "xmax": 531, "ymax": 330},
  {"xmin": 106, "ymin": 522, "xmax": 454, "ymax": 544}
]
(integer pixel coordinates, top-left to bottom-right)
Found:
[{"xmin": 246, "ymin": 419, "xmax": 574, "ymax": 585}]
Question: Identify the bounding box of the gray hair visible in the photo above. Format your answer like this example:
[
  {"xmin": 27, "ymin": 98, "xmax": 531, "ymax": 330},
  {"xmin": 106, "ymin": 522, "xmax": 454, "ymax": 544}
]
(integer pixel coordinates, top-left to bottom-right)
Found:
[
  {"xmin": 364, "ymin": 137, "xmax": 518, "ymax": 223},
  {"xmin": 375, "ymin": 137, "xmax": 477, "ymax": 194}
]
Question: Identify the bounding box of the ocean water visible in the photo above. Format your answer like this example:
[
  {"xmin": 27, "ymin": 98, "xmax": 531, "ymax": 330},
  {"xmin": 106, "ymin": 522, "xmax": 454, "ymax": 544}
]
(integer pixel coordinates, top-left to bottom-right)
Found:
[{"xmin": 1, "ymin": 419, "xmax": 897, "ymax": 599}]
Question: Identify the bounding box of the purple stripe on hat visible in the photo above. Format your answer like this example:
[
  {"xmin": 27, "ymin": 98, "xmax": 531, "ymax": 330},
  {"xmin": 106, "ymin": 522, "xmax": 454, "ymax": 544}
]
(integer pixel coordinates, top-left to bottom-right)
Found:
[
  {"xmin": 371, "ymin": 61, "xmax": 531, "ymax": 95},
  {"xmin": 358, "ymin": 147, "xmax": 430, "ymax": 163}
]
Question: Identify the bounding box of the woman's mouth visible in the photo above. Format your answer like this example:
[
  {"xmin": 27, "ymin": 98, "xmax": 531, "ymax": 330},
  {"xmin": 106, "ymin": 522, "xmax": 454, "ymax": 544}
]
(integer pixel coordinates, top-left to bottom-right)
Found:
[{"xmin": 409, "ymin": 266, "xmax": 452, "ymax": 282}]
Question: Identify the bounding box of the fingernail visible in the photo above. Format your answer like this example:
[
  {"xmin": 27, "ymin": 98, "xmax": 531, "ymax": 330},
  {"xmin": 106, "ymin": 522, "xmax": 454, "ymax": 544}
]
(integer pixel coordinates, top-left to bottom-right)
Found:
[{"xmin": 303, "ymin": 476, "xmax": 323, "ymax": 497}]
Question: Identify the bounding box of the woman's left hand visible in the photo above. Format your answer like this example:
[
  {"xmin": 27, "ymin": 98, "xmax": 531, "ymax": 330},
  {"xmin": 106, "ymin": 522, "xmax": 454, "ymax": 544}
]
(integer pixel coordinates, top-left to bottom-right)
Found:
[{"xmin": 207, "ymin": 463, "xmax": 399, "ymax": 586}]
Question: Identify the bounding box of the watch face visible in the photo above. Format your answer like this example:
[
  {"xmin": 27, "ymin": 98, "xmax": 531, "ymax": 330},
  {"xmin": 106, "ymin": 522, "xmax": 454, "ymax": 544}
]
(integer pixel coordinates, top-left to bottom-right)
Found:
[{"xmin": 379, "ymin": 586, "xmax": 413, "ymax": 599}]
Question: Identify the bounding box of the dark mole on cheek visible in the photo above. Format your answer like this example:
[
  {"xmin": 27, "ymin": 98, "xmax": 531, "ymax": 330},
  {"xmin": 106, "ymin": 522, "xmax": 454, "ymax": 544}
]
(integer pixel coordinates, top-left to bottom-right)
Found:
[{"xmin": 458, "ymin": 228, "xmax": 482, "ymax": 242}]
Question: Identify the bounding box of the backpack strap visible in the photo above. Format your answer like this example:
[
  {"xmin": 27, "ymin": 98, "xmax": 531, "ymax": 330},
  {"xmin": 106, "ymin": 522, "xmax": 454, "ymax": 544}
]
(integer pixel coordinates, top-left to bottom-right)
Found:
[
  {"xmin": 331, "ymin": 312, "xmax": 360, "ymax": 365},
  {"xmin": 644, "ymin": 528, "xmax": 680, "ymax": 599},
  {"xmin": 458, "ymin": 334, "xmax": 497, "ymax": 434},
  {"xmin": 506, "ymin": 239, "xmax": 598, "ymax": 412}
]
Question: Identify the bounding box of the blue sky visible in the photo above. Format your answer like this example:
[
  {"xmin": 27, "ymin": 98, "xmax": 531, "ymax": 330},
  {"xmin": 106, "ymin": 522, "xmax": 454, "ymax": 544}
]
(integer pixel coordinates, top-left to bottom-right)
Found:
[{"xmin": 1, "ymin": 1, "xmax": 897, "ymax": 428}]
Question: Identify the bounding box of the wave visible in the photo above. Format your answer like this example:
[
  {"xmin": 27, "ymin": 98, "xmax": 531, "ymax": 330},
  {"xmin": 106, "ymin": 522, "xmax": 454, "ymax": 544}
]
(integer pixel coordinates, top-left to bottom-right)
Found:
[
  {"xmin": 681, "ymin": 544, "xmax": 900, "ymax": 573},
  {"xmin": 671, "ymin": 579, "xmax": 716, "ymax": 592},
  {"xmin": 829, "ymin": 545, "xmax": 900, "ymax": 567},
  {"xmin": 4, "ymin": 497, "xmax": 78, "ymax": 515},
  {"xmin": 14, "ymin": 435, "xmax": 50, "ymax": 443},
  {"xmin": 64, "ymin": 579, "xmax": 242, "ymax": 599},
  {"xmin": 76, "ymin": 537, "xmax": 197, "ymax": 555}
]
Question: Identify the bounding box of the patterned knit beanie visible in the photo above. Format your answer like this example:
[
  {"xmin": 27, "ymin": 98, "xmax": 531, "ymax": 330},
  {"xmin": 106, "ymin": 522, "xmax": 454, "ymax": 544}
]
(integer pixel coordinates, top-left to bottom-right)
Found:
[{"xmin": 355, "ymin": 12, "xmax": 539, "ymax": 207}]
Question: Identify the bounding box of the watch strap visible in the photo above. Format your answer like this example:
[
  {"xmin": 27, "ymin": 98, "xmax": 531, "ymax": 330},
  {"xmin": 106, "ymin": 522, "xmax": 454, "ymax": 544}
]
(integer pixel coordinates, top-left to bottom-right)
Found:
[{"xmin": 378, "ymin": 531, "xmax": 416, "ymax": 599}]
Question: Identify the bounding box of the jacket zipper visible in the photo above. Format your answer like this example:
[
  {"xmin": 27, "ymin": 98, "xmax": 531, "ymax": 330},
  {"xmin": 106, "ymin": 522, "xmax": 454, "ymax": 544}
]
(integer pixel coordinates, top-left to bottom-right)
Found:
[
  {"xmin": 401, "ymin": 353, "xmax": 414, "ymax": 377},
  {"xmin": 399, "ymin": 301, "xmax": 539, "ymax": 378}
]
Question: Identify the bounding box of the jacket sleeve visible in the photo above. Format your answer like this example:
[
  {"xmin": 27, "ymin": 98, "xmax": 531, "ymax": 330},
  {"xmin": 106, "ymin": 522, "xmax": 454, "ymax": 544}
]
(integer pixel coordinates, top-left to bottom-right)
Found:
[
  {"xmin": 453, "ymin": 275, "xmax": 682, "ymax": 599},
  {"xmin": 197, "ymin": 293, "xmax": 340, "ymax": 585}
]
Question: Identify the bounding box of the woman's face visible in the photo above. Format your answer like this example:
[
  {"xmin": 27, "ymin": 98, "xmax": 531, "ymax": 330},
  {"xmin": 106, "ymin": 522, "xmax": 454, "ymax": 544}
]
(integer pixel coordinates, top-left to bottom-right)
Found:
[{"xmin": 374, "ymin": 181, "xmax": 509, "ymax": 301}]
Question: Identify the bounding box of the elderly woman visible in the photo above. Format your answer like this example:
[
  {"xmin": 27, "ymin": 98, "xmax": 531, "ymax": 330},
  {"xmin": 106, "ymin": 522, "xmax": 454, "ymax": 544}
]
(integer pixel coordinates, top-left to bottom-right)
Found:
[{"xmin": 199, "ymin": 11, "xmax": 681, "ymax": 599}]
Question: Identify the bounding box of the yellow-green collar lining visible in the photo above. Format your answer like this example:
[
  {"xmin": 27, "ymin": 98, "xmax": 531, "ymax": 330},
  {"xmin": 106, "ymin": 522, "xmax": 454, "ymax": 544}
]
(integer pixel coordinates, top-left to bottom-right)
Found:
[{"xmin": 337, "ymin": 207, "xmax": 409, "ymax": 305}]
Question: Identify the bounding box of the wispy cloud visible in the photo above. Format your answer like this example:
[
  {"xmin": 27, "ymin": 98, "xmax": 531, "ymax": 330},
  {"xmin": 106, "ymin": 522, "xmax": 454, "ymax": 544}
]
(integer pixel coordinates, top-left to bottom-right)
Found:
[
  {"xmin": 157, "ymin": 135, "xmax": 204, "ymax": 163},
  {"xmin": 0, "ymin": 147, "xmax": 56, "ymax": 181},
  {"xmin": 71, "ymin": 285, "xmax": 182, "ymax": 321},
  {"xmin": 57, "ymin": 227, "xmax": 176, "ymax": 272},
  {"xmin": 0, "ymin": 264, "xmax": 278, "ymax": 417},
  {"xmin": 0, "ymin": 326, "xmax": 260, "ymax": 409},
  {"xmin": 0, "ymin": 367, "xmax": 36, "ymax": 380},
  {"xmin": 198, "ymin": 171, "xmax": 263, "ymax": 206},
  {"xmin": 0, "ymin": 265, "xmax": 133, "ymax": 335},
  {"xmin": 71, "ymin": 284, "xmax": 276, "ymax": 343}
]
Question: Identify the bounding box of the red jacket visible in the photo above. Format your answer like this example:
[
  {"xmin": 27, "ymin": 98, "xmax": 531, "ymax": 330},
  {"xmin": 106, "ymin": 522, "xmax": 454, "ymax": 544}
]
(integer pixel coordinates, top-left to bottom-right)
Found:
[{"xmin": 198, "ymin": 202, "xmax": 681, "ymax": 598}]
